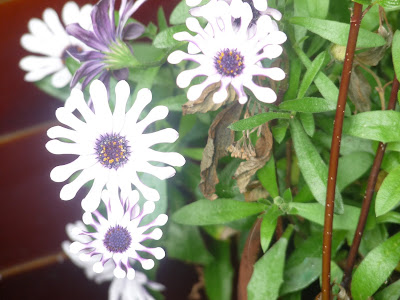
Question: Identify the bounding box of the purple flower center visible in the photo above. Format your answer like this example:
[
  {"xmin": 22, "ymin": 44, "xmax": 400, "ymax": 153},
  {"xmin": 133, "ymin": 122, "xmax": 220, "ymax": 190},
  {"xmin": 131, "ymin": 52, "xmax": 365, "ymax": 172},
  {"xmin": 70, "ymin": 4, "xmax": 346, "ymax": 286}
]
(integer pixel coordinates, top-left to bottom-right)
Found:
[
  {"xmin": 103, "ymin": 225, "xmax": 132, "ymax": 253},
  {"xmin": 214, "ymin": 49, "xmax": 245, "ymax": 77},
  {"xmin": 61, "ymin": 45, "xmax": 83, "ymax": 64},
  {"xmin": 95, "ymin": 133, "xmax": 130, "ymax": 170}
]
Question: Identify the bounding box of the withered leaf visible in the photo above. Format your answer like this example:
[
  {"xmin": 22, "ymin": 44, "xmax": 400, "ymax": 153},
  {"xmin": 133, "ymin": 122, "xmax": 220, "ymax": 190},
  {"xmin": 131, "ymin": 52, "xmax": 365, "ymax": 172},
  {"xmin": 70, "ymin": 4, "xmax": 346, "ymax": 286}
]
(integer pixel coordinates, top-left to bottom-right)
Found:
[
  {"xmin": 199, "ymin": 101, "xmax": 243, "ymax": 200},
  {"xmin": 348, "ymin": 65, "xmax": 372, "ymax": 112},
  {"xmin": 182, "ymin": 83, "xmax": 237, "ymax": 115},
  {"xmin": 234, "ymin": 123, "xmax": 273, "ymax": 193},
  {"xmin": 356, "ymin": 24, "xmax": 392, "ymax": 67},
  {"xmin": 244, "ymin": 180, "xmax": 270, "ymax": 202}
]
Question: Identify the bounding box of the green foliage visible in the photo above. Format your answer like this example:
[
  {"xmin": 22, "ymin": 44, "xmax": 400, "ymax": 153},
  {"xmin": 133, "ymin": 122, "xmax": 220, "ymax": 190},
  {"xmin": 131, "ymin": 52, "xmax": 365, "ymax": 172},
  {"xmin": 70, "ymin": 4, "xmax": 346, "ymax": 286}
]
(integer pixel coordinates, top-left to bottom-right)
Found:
[
  {"xmin": 171, "ymin": 199, "xmax": 266, "ymax": 225},
  {"xmin": 393, "ymin": 30, "xmax": 400, "ymax": 78},
  {"xmin": 260, "ymin": 205, "xmax": 281, "ymax": 252},
  {"xmin": 290, "ymin": 17, "xmax": 386, "ymax": 48},
  {"xmin": 229, "ymin": 112, "xmax": 291, "ymax": 131},
  {"xmin": 351, "ymin": 232, "xmax": 400, "ymax": 300},
  {"xmin": 376, "ymin": 165, "xmax": 400, "ymax": 216},
  {"xmin": 280, "ymin": 97, "xmax": 337, "ymax": 113}
]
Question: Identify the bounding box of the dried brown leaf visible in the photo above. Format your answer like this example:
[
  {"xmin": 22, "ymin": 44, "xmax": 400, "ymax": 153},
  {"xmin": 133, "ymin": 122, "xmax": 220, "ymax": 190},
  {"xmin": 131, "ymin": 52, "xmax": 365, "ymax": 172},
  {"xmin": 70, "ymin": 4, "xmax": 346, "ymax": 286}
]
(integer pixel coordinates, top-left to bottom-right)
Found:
[
  {"xmin": 244, "ymin": 180, "xmax": 270, "ymax": 202},
  {"xmin": 348, "ymin": 66, "xmax": 371, "ymax": 112},
  {"xmin": 234, "ymin": 124, "xmax": 273, "ymax": 193},
  {"xmin": 182, "ymin": 83, "xmax": 237, "ymax": 115},
  {"xmin": 199, "ymin": 101, "xmax": 243, "ymax": 200}
]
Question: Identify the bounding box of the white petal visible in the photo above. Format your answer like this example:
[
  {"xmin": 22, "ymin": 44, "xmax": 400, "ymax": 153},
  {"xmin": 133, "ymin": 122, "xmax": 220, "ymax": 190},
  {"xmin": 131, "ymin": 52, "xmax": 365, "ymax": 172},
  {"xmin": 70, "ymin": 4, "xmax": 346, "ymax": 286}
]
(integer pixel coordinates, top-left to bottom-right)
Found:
[
  {"xmin": 27, "ymin": 18, "xmax": 53, "ymax": 40},
  {"xmin": 265, "ymin": 8, "xmax": 282, "ymax": 21},
  {"xmin": 90, "ymin": 80, "xmax": 113, "ymax": 127},
  {"xmin": 143, "ymin": 149, "xmax": 186, "ymax": 167},
  {"xmin": 243, "ymin": 78, "xmax": 277, "ymax": 103},
  {"xmin": 81, "ymin": 169, "xmax": 109, "ymax": 212},
  {"xmin": 65, "ymin": 89, "xmax": 95, "ymax": 124},
  {"xmin": 109, "ymin": 279, "xmax": 124, "ymax": 300},
  {"xmin": 213, "ymin": 77, "xmax": 231, "ymax": 103},
  {"xmin": 55, "ymin": 107, "xmax": 87, "ymax": 132},
  {"xmin": 247, "ymin": 66, "xmax": 285, "ymax": 80},
  {"xmin": 43, "ymin": 8, "xmax": 68, "ymax": 39},
  {"xmin": 79, "ymin": 4, "xmax": 94, "ymax": 30},
  {"xmin": 20, "ymin": 34, "xmax": 62, "ymax": 56},
  {"xmin": 123, "ymin": 88, "xmax": 152, "ymax": 133},
  {"xmin": 134, "ymin": 106, "xmax": 168, "ymax": 135},
  {"xmin": 51, "ymin": 67, "xmax": 71, "ymax": 88},
  {"xmin": 176, "ymin": 65, "xmax": 211, "ymax": 88},
  {"xmin": 59, "ymin": 165, "xmax": 98, "ymax": 200},
  {"xmin": 47, "ymin": 125, "xmax": 79, "ymax": 141},
  {"xmin": 24, "ymin": 66, "xmax": 61, "ymax": 82},
  {"xmin": 186, "ymin": 0, "xmax": 202, "ymax": 6},
  {"xmin": 128, "ymin": 171, "xmax": 160, "ymax": 201},
  {"xmin": 187, "ymin": 74, "xmax": 221, "ymax": 101},
  {"xmin": 19, "ymin": 55, "xmax": 62, "ymax": 71},
  {"xmin": 46, "ymin": 140, "xmax": 88, "ymax": 155},
  {"xmin": 50, "ymin": 155, "xmax": 97, "ymax": 182},
  {"xmin": 253, "ymin": 0, "xmax": 268, "ymax": 11},
  {"xmin": 113, "ymin": 80, "xmax": 130, "ymax": 133},
  {"xmin": 136, "ymin": 162, "xmax": 176, "ymax": 180},
  {"xmin": 140, "ymin": 128, "xmax": 179, "ymax": 148},
  {"xmin": 62, "ymin": 1, "xmax": 80, "ymax": 25}
]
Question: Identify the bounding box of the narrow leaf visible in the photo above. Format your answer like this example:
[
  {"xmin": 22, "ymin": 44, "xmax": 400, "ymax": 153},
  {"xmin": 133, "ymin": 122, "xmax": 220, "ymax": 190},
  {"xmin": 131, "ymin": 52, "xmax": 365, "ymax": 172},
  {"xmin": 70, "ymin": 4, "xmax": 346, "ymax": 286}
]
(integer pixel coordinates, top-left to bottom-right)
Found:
[
  {"xmin": 376, "ymin": 165, "xmax": 400, "ymax": 216},
  {"xmin": 297, "ymin": 51, "xmax": 328, "ymax": 99},
  {"xmin": 299, "ymin": 113, "xmax": 315, "ymax": 137},
  {"xmin": 290, "ymin": 17, "xmax": 386, "ymax": 48},
  {"xmin": 280, "ymin": 97, "xmax": 337, "ymax": 113},
  {"xmin": 351, "ymin": 232, "xmax": 400, "ymax": 300},
  {"xmin": 260, "ymin": 205, "xmax": 281, "ymax": 252},
  {"xmin": 393, "ymin": 30, "xmax": 400, "ymax": 79},
  {"xmin": 289, "ymin": 203, "xmax": 360, "ymax": 230},
  {"xmin": 290, "ymin": 119, "xmax": 344, "ymax": 214},
  {"xmin": 153, "ymin": 24, "xmax": 187, "ymax": 49},
  {"xmin": 343, "ymin": 111, "xmax": 400, "ymax": 143},
  {"xmin": 229, "ymin": 112, "xmax": 291, "ymax": 131},
  {"xmin": 171, "ymin": 199, "xmax": 266, "ymax": 225},
  {"xmin": 337, "ymin": 152, "xmax": 374, "ymax": 190},
  {"xmin": 257, "ymin": 155, "xmax": 279, "ymax": 198},
  {"xmin": 374, "ymin": 279, "xmax": 400, "ymax": 300},
  {"xmin": 248, "ymin": 227, "xmax": 293, "ymax": 300}
]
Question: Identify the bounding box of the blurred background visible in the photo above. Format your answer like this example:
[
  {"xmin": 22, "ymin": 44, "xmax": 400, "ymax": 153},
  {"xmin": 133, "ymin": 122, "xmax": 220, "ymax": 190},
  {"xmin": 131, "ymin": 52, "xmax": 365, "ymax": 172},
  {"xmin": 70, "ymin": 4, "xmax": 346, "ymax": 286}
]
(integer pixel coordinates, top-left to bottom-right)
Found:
[{"xmin": 0, "ymin": 0, "xmax": 199, "ymax": 298}]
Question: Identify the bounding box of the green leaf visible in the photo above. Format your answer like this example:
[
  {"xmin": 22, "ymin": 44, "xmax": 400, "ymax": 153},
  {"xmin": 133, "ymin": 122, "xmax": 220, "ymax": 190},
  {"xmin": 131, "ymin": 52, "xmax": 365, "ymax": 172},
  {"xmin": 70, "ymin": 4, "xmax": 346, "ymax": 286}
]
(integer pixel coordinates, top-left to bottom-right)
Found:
[
  {"xmin": 343, "ymin": 111, "xmax": 400, "ymax": 143},
  {"xmin": 280, "ymin": 257, "xmax": 321, "ymax": 295},
  {"xmin": 171, "ymin": 199, "xmax": 266, "ymax": 225},
  {"xmin": 229, "ymin": 112, "xmax": 292, "ymax": 131},
  {"xmin": 290, "ymin": 17, "xmax": 386, "ymax": 48},
  {"xmin": 306, "ymin": 0, "xmax": 330, "ymax": 19},
  {"xmin": 157, "ymin": 7, "xmax": 168, "ymax": 32},
  {"xmin": 284, "ymin": 56, "xmax": 301, "ymax": 101},
  {"xmin": 272, "ymin": 119, "xmax": 289, "ymax": 143},
  {"xmin": 378, "ymin": 0, "xmax": 400, "ymax": 9},
  {"xmin": 337, "ymin": 152, "xmax": 374, "ymax": 190},
  {"xmin": 165, "ymin": 222, "xmax": 214, "ymax": 265},
  {"xmin": 374, "ymin": 279, "xmax": 400, "ymax": 300},
  {"xmin": 299, "ymin": 113, "xmax": 315, "ymax": 137},
  {"xmin": 280, "ymin": 97, "xmax": 337, "ymax": 113},
  {"xmin": 169, "ymin": 0, "xmax": 191, "ymax": 25},
  {"xmin": 204, "ymin": 240, "xmax": 233, "ymax": 300},
  {"xmin": 157, "ymin": 94, "xmax": 187, "ymax": 112},
  {"xmin": 153, "ymin": 24, "xmax": 187, "ymax": 49},
  {"xmin": 297, "ymin": 51, "xmax": 328, "ymax": 99},
  {"xmin": 351, "ymin": 232, "xmax": 400, "ymax": 300},
  {"xmin": 290, "ymin": 119, "xmax": 344, "ymax": 214},
  {"xmin": 260, "ymin": 205, "xmax": 281, "ymax": 252},
  {"xmin": 289, "ymin": 203, "xmax": 360, "ymax": 230},
  {"xmin": 376, "ymin": 165, "xmax": 400, "ymax": 216},
  {"xmin": 248, "ymin": 227, "xmax": 293, "ymax": 300},
  {"xmin": 393, "ymin": 30, "xmax": 400, "ymax": 79},
  {"xmin": 257, "ymin": 155, "xmax": 279, "ymax": 198},
  {"xmin": 376, "ymin": 211, "xmax": 400, "ymax": 224},
  {"xmin": 181, "ymin": 148, "xmax": 203, "ymax": 161}
]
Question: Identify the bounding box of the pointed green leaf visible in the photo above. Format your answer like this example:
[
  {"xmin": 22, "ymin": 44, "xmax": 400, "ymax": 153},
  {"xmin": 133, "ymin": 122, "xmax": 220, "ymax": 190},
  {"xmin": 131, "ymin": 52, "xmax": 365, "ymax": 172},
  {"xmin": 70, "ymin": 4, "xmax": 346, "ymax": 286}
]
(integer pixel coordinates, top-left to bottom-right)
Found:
[
  {"xmin": 171, "ymin": 199, "xmax": 266, "ymax": 225},
  {"xmin": 343, "ymin": 111, "xmax": 400, "ymax": 143},
  {"xmin": 299, "ymin": 113, "xmax": 315, "ymax": 137},
  {"xmin": 153, "ymin": 24, "xmax": 187, "ymax": 49},
  {"xmin": 351, "ymin": 232, "xmax": 400, "ymax": 300},
  {"xmin": 260, "ymin": 205, "xmax": 281, "ymax": 252},
  {"xmin": 257, "ymin": 155, "xmax": 279, "ymax": 198},
  {"xmin": 337, "ymin": 152, "xmax": 374, "ymax": 190},
  {"xmin": 393, "ymin": 30, "xmax": 400, "ymax": 79},
  {"xmin": 374, "ymin": 279, "xmax": 400, "ymax": 300},
  {"xmin": 290, "ymin": 119, "xmax": 344, "ymax": 214},
  {"xmin": 280, "ymin": 97, "xmax": 337, "ymax": 113},
  {"xmin": 290, "ymin": 17, "xmax": 386, "ymax": 48},
  {"xmin": 248, "ymin": 227, "xmax": 293, "ymax": 300},
  {"xmin": 376, "ymin": 165, "xmax": 400, "ymax": 216},
  {"xmin": 229, "ymin": 112, "xmax": 292, "ymax": 131},
  {"xmin": 289, "ymin": 203, "xmax": 360, "ymax": 230}
]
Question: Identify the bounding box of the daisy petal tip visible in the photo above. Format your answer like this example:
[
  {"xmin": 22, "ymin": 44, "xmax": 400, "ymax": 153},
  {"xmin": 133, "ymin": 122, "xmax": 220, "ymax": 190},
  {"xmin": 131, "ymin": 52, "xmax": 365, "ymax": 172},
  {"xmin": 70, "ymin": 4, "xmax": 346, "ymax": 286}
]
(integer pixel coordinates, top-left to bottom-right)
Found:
[
  {"xmin": 143, "ymin": 201, "xmax": 156, "ymax": 214},
  {"xmin": 186, "ymin": 0, "xmax": 202, "ymax": 7},
  {"xmin": 213, "ymin": 90, "xmax": 228, "ymax": 104},
  {"xmin": 70, "ymin": 241, "xmax": 81, "ymax": 254},
  {"xmin": 113, "ymin": 268, "xmax": 126, "ymax": 279},
  {"xmin": 152, "ymin": 228, "xmax": 163, "ymax": 240},
  {"xmin": 127, "ymin": 269, "xmax": 136, "ymax": 280},
  {"xmin": 81, "ymin": 195, "xmax": 100, "ymax": 213},
  {"xmin": 82, "ymin": 212, "xmax": 93, "ymax": 224},
  {"xmin": 253, "ymin": 0, "xmax": 268, "ymax": 11},
  {"xmin": 116, "ymin": 80, "xmax": 130, "ymax": 95},
  {"xmin": 141, "ymin": 259, "xmax": 155, "ymax": 270},
  {"xmin": 238, "ymin": 95, "xmax": 248, "ymax": 104},
  {"xmin": 60, "ymin": 185, "xmax": 75, "ymax": 201},
  {"xmin": 157, "ymin": 214, "xmax": 168, "ymax": 226},
  {"xmin": 137, "ymin": 88, "xmax": 152, "ymax": 103},
  {"xmin": 153, "ymin": 247, "xmax": 166, "ymax": 260},
  {"xmin": 50, "ymin": 167, "xmax": 66, "ymax": 182},
  {"xmin": 93, "ymin": 261, "xmax": 104, "ymax": 273},
  {"xmin": 167, "ymin": 51, "xmax": 185, "ymax": 64}
]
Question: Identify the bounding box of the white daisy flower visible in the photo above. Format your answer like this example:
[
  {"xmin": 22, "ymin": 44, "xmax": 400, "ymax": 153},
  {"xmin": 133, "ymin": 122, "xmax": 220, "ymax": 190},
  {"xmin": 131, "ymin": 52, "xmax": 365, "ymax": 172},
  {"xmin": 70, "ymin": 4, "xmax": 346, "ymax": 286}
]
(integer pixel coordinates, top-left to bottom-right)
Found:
[
  {"xmin": 46, "ymin": 79, "xmax": 185, "ymax": 212},
  {"xmin": 168, "ymin": 0, "xmax": 286, "ymax": 104},
  {"xmin": 63, "ymin": 220, "xmax": 165, "ymax": 300},
  {"xmin": 69, "ymin": 189, "xmax": 168, "ymax": 280},
  {"xmin": 19, "ymin": 1, "xmax": 93, "ymax": 88}
]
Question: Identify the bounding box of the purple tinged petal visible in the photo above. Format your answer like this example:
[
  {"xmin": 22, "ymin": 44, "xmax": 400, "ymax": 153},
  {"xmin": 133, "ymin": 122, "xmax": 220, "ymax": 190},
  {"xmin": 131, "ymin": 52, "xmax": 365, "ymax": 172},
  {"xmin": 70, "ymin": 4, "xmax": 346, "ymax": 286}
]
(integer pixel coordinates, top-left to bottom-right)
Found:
[
  {"xmin": 81, "ymin": 67, "xmax": 106, "ymax": 90},
  {"xmin": 67, "ymin": 23, "xmax": 109, "ymax": 52},
  {"xmin": 71, "ymin": 50, "xmax": 105, "ymax": 62},
  {"xmin": 117, "ymin": 0, "xmax": 135, "ymax": 37},
  {"xmin": 113, "ymin": 68, "xmax": 129, "ymax": 80},
  {"xmin": 98, "ymin": 71, "xmax": 111, "ymax": 97},
  {"xmin": 91, "ymin": 1, "xmax": 114, "ymax": 46},
  {"xmin": 70, "ymin": 60, "xmax": 105, "ymax": 88},
  {"xmin": 122, "ymin": 22, "xmax": 145, "ymax": 40}
]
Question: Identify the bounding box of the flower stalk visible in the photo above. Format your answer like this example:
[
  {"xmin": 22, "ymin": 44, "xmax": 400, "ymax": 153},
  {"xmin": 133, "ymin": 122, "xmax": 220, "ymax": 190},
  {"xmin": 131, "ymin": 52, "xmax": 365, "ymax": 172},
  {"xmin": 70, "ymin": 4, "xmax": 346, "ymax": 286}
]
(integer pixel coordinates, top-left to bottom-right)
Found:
[
  {"xmin": 321, "ymin": 3, "xmax": 363, "ymax": 299},
  {"xmin": 342, "ymin": 76, "xmax": 399, "ymax": 292}
]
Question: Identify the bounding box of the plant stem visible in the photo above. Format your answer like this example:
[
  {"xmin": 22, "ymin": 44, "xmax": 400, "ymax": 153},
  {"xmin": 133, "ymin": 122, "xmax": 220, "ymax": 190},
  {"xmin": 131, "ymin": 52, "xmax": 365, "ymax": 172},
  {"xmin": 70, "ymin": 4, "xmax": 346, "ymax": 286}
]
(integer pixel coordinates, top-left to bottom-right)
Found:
[
  {"xmin": 321, "ymin": 3, "xmax": 363, "ymax": 299},
  {"xmin": 237, "ymin": 217, "xmax": 262, "ymax": 300},
  {"xmin": 0, "ymin": 251, "xmax": 67, "ymax": 280},
  {"xmin": 342, "ymin": 76, "xmax": 399, "ymax": 292}
]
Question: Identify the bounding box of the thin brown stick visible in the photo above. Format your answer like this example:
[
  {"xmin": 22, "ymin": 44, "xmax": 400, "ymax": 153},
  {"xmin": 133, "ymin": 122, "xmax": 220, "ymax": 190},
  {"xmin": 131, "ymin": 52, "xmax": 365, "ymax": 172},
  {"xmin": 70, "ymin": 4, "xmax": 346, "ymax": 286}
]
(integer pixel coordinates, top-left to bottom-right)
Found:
[
  {"xmin": 237, "ymin": 217, "xmax": 262, "ymax": 300},
  {"xmin": 342, "ymin": 76, "xmax": 399, "ymax": 292},
  {"xmin": 321, "ymin": 3, "xmax": 363, "ymax": 300},
  {"xmin": 0, "ymin": 251, "xmax": 67, "ymax": 280},
  {"xmin": 0, "ymin": 121, "xmax": 57, "ymax": 146}
]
